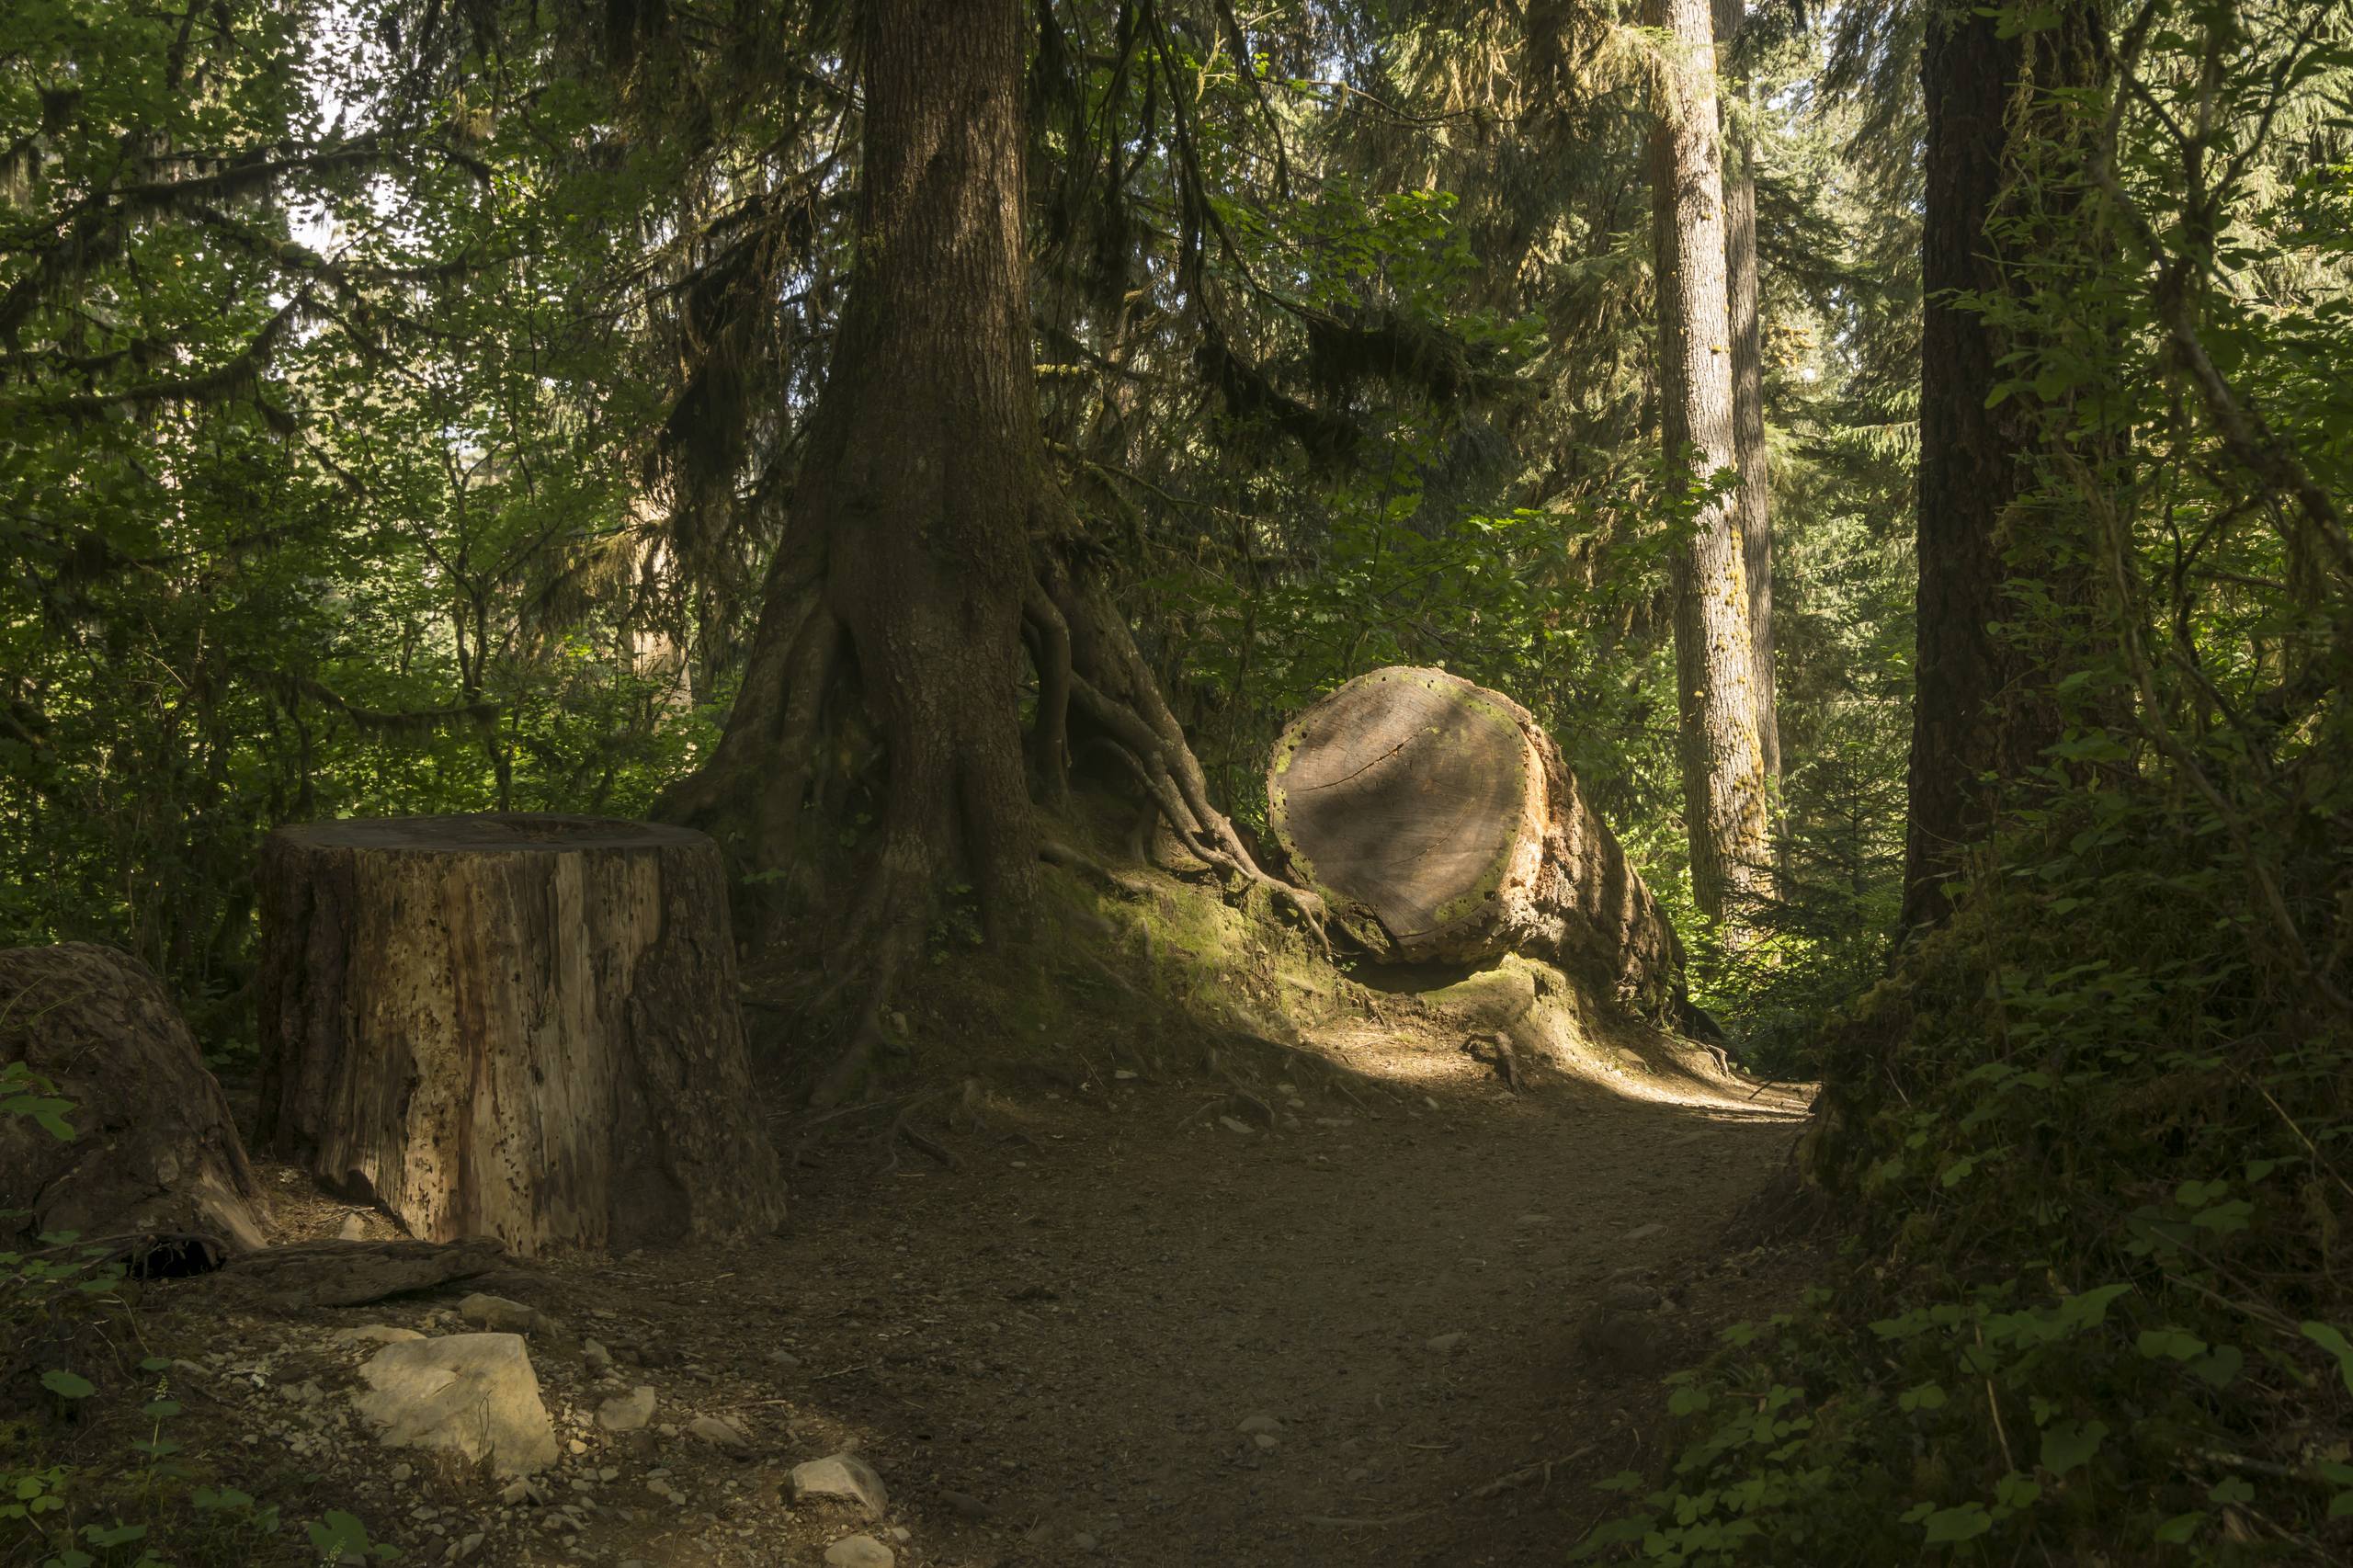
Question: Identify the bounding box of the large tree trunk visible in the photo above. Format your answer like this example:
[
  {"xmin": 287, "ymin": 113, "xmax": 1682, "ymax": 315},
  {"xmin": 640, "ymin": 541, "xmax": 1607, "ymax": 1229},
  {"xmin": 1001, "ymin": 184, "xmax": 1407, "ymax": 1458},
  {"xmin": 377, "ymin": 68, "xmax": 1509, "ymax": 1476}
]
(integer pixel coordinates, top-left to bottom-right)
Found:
[
  {"xmin": 1268, "ymin": 668, "xmax": 1686, "ymax": 1022},
  {"xmin": 255, "ymin": 814, "xmax": 788, "ymax": 1257},
  {"xmin": 0, "ymin": 943, "xmax": 266, "ymax": 1256},
  {"xmin": 1713, "ymin": 0, "xmax": 1779, "ymax": 790},
  {"xmin": 1904, "ymin": 4, "xmax": 2111, "ymax": 930},
  {"xmin": 655, "ymin": 0, "xmax": 1315, "ymax": 1089},
  {"xmin": 1649, "ymin": 0, "xmax": 1771, "ymax": 927}
]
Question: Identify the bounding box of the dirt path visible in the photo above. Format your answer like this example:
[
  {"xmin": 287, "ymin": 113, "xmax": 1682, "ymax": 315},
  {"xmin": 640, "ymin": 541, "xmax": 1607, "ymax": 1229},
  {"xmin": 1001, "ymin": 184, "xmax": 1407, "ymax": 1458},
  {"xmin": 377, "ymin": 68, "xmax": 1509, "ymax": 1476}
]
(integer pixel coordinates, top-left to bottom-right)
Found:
[{"xmin": 159, "ymin": 1012, "xmax": 1809, "ymax": 1568}]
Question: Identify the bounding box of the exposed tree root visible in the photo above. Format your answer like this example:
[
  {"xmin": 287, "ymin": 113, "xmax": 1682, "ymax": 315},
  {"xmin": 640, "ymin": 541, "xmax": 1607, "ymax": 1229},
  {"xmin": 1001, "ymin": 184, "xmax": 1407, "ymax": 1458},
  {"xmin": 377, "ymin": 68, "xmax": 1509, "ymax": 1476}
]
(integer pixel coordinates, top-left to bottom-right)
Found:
[{"xmin": 660, "ymin": 538, "xmax": 1331, "ymax": 1105}]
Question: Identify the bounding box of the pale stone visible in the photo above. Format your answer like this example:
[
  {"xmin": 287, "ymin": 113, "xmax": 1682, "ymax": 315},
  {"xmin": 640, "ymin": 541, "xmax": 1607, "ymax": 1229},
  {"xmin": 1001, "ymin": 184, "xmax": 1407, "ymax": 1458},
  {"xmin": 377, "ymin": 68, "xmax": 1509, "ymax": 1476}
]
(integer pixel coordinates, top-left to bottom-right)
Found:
[{"xmin": 351, "ymin": 1334, "xmax": 557, "ymax": 1476}]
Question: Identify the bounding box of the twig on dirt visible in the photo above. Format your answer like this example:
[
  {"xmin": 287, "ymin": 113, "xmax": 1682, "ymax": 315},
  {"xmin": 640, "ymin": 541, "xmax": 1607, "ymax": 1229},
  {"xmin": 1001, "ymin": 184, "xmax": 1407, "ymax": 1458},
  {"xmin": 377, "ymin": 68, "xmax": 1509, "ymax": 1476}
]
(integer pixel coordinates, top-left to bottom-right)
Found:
[
  {"xmin": 812, "ymin": 1362, "xmax": 874, "ymax": 1382},
  {"xmin": 1301, "ymin": 1509, "xmax": 1439, "ymax": 1528},
  {"xmin": 1465, "ymin": 1445, "xmax": 1596, "ymax": 1501}
]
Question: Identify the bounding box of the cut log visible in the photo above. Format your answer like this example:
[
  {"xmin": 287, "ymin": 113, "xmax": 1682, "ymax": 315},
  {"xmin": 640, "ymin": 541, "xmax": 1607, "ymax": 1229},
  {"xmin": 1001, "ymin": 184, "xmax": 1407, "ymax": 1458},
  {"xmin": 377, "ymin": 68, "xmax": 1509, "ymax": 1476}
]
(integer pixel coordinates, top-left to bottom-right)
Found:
[
  {"xmin": 256, "ymin": 813, "xmax": 787, "ymax": 1257},
  {"xmin": 1267, "ymin": 667, "xmax": 1686, "ymax": 1019},
  {"xmin": 0, "ymin": 943, "xmax": 267, "ymax": 1254}
]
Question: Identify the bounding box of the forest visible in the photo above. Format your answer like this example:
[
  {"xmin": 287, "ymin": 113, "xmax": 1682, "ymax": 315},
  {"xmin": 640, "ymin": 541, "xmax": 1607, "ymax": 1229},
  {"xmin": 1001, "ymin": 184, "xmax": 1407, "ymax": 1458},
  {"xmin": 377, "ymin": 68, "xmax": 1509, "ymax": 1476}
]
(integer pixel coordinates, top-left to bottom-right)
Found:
[{"xmin": 1, "ymin": 0, "xmax": 2349, "ymax": 1564}]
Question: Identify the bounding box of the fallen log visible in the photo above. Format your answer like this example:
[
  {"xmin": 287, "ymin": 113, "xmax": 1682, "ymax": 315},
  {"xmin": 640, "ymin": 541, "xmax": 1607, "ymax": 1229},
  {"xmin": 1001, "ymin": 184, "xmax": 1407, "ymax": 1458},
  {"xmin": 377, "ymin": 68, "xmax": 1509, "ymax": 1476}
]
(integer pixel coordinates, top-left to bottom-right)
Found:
[
  {"xmin": 1267, "ymin": 667, "xmax": 1686, "ymax": 1020},
  {"xmin": 256, "ymin": 813, "xmax": 788, "ymax": 1256}
]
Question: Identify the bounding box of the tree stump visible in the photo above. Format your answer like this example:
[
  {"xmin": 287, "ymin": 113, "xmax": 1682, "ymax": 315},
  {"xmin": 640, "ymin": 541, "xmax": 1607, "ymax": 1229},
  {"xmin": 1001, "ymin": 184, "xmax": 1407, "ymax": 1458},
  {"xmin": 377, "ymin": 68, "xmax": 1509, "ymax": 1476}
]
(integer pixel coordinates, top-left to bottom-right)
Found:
[
  {"xmin": 1267, "ymin": 667, "xmax": 1687, "ymax": 1019},
  {"xmin": 256, "ymin": 814, "xmax": 787, "ymax": 1256},
  {"xmin": 0, "ymin": 943, "xmax": 267, "ymax": 1254}
]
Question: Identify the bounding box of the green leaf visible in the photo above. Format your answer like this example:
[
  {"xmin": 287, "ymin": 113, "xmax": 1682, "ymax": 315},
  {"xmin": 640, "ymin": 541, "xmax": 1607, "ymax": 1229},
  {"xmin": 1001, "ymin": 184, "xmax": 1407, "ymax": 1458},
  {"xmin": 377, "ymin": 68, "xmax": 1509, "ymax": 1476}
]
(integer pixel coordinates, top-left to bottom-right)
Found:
[
  {"xmin": 309, "ymin": 1510, "xmax": 378, "ymax": 1556},
  {"xmin": 79, "ymin": 1523, "xmax": 146, "ymax": 1547},
  {"xmin": 1899, "ymin": 1381, "xmax": 1948, "ymax": 1412},
  {"xmin": 2039, "ymin": 1418, "xmax": 2108, "ymax": 1476},
  {"xmin": 2154, "ymin": 1510, "xmax": 2205, "ymax": 1543},
  {"xmin": 2136, "ymin": 1326, "xmax": 2207, "ymax": 1362},
  {"xmin": 40, "ymin": 1369, "xmax": 96, "ymax": 1400},
  {"xmin": 1922, "ymin": 1501, "xmax": 1994, "ymax": 1542},
  {"xmin": 2300, "ymin": 1322, "xmax": 2353, "ymax": 1394},
  {"xmin": 2189, "ymin": 1346, "xmax": 2243, "ymax": 1388}
]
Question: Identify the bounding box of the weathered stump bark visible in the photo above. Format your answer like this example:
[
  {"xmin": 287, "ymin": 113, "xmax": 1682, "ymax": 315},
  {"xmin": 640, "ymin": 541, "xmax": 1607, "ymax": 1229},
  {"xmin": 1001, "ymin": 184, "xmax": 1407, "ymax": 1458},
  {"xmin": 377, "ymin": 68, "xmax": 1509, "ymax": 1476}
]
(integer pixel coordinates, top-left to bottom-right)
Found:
[
  {"xmin": 1267, "ymin": 668, "xmax": 1686, "ymax": 1019},
  {"xmin": 0, "ymin": 943, "xmax": 267, "ymax": 1253},
  {"xmin": 256, "ymin": 814, "xmax": 787, "ymax": 1257}
]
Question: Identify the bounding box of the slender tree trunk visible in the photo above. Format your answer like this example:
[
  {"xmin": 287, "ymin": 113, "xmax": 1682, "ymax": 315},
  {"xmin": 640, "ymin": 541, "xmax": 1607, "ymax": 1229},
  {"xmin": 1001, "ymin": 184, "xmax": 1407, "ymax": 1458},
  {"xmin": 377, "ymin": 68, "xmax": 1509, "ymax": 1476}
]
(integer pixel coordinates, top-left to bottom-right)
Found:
[
  {"xmin": 1713, "ymin": 0, "xmax": 1779, "ymax": 790},
  {"xmin": 1904, "ymin": 2, "xmax": 2110, "ymax": 930},
  {"xmin": 1649, "ymin": 0, "xmax": 1770, "ymax": 928}
]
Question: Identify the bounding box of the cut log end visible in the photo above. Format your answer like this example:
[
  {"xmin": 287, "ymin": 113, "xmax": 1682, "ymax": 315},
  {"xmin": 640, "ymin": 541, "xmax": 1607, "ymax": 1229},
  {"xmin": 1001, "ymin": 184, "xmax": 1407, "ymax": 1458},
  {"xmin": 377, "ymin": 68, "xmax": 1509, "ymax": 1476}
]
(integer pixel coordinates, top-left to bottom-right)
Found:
[
  {"xmin": 1269, "ymin": 667, "xmax": 1540, "ymax": 958},
  {"xmin": 1269, "ymin": 667, "xmax": 1686, "ymax": 1020},
  {"xmin": 257, "ymin": 813, "xmax": 787, "ymax": 1258}
]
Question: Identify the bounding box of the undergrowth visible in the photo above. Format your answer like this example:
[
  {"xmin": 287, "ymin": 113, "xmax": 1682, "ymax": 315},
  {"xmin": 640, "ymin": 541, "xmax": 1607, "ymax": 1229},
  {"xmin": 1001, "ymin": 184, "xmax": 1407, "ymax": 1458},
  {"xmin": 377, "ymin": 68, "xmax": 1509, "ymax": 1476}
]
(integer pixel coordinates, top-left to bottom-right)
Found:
[
  {"xmin": 1580, "ymin": 801, "xmax": 2353, "ymax": 1564},
  {"xmin": 1, "ymin": 1074, "xmax": 400, "ymax": 1567}
]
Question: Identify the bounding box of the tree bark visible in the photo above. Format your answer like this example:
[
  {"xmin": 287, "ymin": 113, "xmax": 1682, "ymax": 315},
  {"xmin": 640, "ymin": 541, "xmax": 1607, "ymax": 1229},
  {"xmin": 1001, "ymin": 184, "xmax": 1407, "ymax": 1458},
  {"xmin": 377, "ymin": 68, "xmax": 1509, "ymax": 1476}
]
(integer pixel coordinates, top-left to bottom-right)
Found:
[
  {"xmin": 654, "ymin": 0, "xmax": 1316, "ymax": 1081},
  {"xmin": 1904, "ymin": 2, "xmax": 2111, "ymax": 929},
  {"xmin": 255, "ymin": 814, "xmax": 787, "ymax": 1257},
  {"xmin": 1268, "ymin": 668, "xmax": 1687, "ymax": 1022},
  {"xmin": 1649, "ymin": 0, "xmax": 1771, "ymax": 927},
  {"xmin": 1713, "ymin": 0, "xmax": 1779, "ymax": 790}
]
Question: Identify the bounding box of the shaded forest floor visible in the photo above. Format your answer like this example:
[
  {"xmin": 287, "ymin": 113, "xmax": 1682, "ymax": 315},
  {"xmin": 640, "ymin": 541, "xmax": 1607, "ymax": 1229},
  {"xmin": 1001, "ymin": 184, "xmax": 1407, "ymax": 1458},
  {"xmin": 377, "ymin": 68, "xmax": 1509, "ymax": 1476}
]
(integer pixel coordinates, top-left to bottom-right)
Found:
[{"xmin": 135, "ymin": 955, "xmax": 1814, "ymax": 1568}]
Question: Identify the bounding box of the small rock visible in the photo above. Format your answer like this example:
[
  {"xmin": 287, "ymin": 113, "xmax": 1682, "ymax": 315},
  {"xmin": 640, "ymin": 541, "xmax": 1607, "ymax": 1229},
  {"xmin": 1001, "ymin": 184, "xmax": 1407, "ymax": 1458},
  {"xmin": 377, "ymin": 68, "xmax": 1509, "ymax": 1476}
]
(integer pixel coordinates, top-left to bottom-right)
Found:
[
  {"xmin": 790, "ymin": 1452, "xmax": 890, "ymax": 1518},
  {"xmin": 766, "ymin": 1348, "xmax": 801, "ymax": 1370},
  {"xmin": 388, "ymin": 1463, "xmax": 413, "ymax": 1484},
  {"xmin": 1113, "ymin": 1069, "xmax": 1138, "ymax": 1081},
  {"xmin": 1252, "ymin": 1432, "xmax": 1279, "ymax": 1451},
  {"xmin": 1622, "ymin": 1222, "xmax": 1665, "ymax": 1243},
  {"xmin": 333, "ymin": 1325, "xmax": 425, "ymax": 1346},
  {"xmin": 937, "ymin": 1489, "xmax": 995, "ymax": 1520},
  {"xmin": 452, "ymin": 1533, "xmax": 484, "ymax": 1562},
  {"xmin": 1604, "ymin": 1282, "xmax": 1663, "ymax": 1312},
  {"xmin": 459, "ymin": 1292, "xmax": 545, "ymax": 1335},
  {"xmin": 1235, "ymin": 1414, "xmax": 1281, "ymax": 1434},
  {"xmin": 597, "ymin": 1387, "xmax": 658, "ymax": 1433},
  {"xmin": 824, "ymin": 1535, "xmax": 894, "ymax": 1568},
  {"xmin": 582, "ymin": 1339, "xmax": 614, "ymax": 1370},
  {"xmin": 337, "ymin": 1212, "xmax": 367, "ymax": 1241},
  {"xmin": 1426, "ymin": 1331, "xmax": 1468, "ymax": 1354},
  {"xmin": 688, "ymin": 1415, "xmax": 751, "ymax": 1449},
  {"xmin": 1218, "ymin": 1116, "xmax": 1253, "ymax": 1135},
  {"xmin": 1074, "ymin": 1531, "xmax": 1100, "ymax": 1550},
  {"xmin": 890, "ymin": 1527, "xmax": 912, "ymax": 1542}
]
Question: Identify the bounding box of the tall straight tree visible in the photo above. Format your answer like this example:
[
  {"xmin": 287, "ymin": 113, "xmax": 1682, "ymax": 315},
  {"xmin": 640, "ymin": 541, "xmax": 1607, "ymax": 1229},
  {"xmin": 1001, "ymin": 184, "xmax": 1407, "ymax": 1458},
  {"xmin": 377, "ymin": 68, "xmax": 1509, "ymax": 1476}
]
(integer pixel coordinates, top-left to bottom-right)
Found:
[
  {"xmin": 1713, "ymin": 0, "xmax": 1780, "ymax": 790},
  {"xmin": 1649, "ymin": 0, "xmax": 1772, "ymax": 927},
  {"xmin": 659, "ymin": 0, "xmax": 1307, "ymax": 1062},
  {"xmin": 1904, "ymin": 0, "xmax": 2110, "ymax": 930}
]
